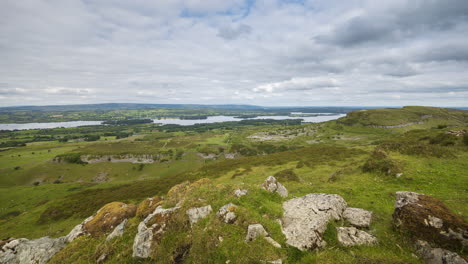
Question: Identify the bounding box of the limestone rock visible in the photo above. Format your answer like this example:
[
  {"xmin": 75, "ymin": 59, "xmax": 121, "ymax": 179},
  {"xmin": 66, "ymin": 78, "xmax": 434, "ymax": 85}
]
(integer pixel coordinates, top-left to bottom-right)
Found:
[
  {"xmin": 336, "ymin": 227, "xmax": 377, "ymax": 246},
  {"xmin": 84, "ymin": 202, "xmax": 136, "ymax": 237},
  {"xmin": 217, "ymin": 203, "xmax": 238, "ymax": 224},
  {"xmin": 186, "ymin": 205, "xmax": 212, "ymax": 226},
  {"xmin": 393, "ymin": 191, "xmax": 468, "ymax": 251},
  {"xmin": 262, "ymin": 176, "xmax": 288, "ymax": 198},
  {"xmin": 106, "ymin": 219, "xmax": 128, "ymax": 241},
  {"xmin": 245, "ymin": 224, "xmax": 281, "ymax": 248},
  {"xmin": 65, "ymin": 215, "xmax": 94, "ymax": 243},
  {"xmin": 281, "ymin": 193, "xmax": 347, "ymax": 250},
  {"xmin": 415, "ymin": 240, "xmax": 467, "ymax": 264},
  {"xmin": 234, "ymin": 189, "xmax": 248, "ymax": 198},
  {"xmin": 136, "ymin": 196, "xmax": 163, "ymax": 219},
  {"xmin": 133, "ymin": 206, "xmax": 179, "ymax": 258},
  {"xmin": 343, "ymin": 207, "xmax": 373, "ymax": 228},
  {"xmin": 0, "ymin": 237, "xmax": 67, "ymax": 264}
]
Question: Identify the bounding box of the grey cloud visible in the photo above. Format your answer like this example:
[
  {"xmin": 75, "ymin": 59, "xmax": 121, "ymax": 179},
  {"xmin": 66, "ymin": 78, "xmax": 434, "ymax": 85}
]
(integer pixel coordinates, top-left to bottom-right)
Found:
[{"xmin": 217, "ymin": 24, "xmax": 252, "ymax": 40}]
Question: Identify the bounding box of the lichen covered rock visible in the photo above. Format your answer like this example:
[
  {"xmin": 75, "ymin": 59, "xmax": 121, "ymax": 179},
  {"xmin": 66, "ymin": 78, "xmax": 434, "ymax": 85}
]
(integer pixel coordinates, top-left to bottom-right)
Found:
[
  {"xmin": 83, "ymin": 202, "xmax": 136, "ymax": 237},
  {"xmin": 343, "ymin": 207, "xmax": 373, "ymax": 228},
  {"xmin": 186, "ymin": 205, "xmax": 212, "ymax": 226},
  {"xmin": 0, "ymin": 237, "xmax": 67, "ymax": 264},
  {"xmin": 393, "ymin": 191, "xmax": 468, "ymax": 251},
  {"xmin": 245, "ymin": 224, "xmax": 281, "ymax": 248},
  {"xmin": 217, "ymin": 203, "xmax": 238, "ymax": 224},
  {"xmin": 136, "ymin": 196, "xmax": 163, "ymax": 219},
  {"xmin": 415, "ymin": 240, "xmax": 467, "ymax": 264},
  {"xmin": 262, "ymin": 176, "xmax": 288, "ymax": 198},
  {"xmin": 281, "ymin": 193, "xmax": 347, "ymax": 250},
  {"xmin": 336, "ymin": 227, "xmax": 377, "ymax": 246}
]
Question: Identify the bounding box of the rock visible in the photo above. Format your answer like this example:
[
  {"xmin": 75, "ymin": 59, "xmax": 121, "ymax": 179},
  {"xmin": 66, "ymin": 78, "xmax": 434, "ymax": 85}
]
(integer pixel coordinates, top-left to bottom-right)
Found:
[
  {"xmin": 186, "ymin": 205, "xmax": 212, "ymax": 226},
  {"xmin": 217, "ymin": 203, "xmax": 238, "ymax": 224},
  {"xmin": 262, "ymin": 176, "xmax": 288, "ymax": 198},
  {"xmin": 415, "ymin": 240, "xmax": 467, "ymax": 264},
  {"xmin": 343, "ymin": 208, "xmax": 373, "ymax": 228},
  {"xmin": 136, "ymin": 196, "xmax": 163, "ymax": 219},
  {"xmin": 84, "ymin": 202, "xmax": 136, "ymax": 237},
  {"xmin": 234, "ymin": 189, "xmax": 248, "ymax": 197},
  {"xmin": 336, "ymin": 227, "xmax": 377, "ymax": 246},
  {"xmin": 133, "ymin": 206, "xmax": 179, "ymax": 258},
  {"xmin": 393, "ymin": 191, "xmax": 468, "ymax": 251},
  {"xmin": 0, "ymin": 237, "xmax": 67, "ymax": 264},
  {"xmin": 245, "ymin": 224, "xmax": 281, "ymax": 248},
  {"xmin": 281, "ymin": 193, "xmax": 347, "ymax": 250},
  {"xmin": 65, "ymin": 215, "xmax": 94, "ymax": 243},
  {"xmin": 106, "ymin": 219, "xmax": 128, "ymax": 241},
  {"xmin": 267, "ymin": 259, "xmax": 283, "ymax": 264}
]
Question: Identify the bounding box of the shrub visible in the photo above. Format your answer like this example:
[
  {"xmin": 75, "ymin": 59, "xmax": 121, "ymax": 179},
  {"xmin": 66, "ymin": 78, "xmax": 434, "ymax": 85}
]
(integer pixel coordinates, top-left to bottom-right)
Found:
[
  {"xmin": 273, "ymin": 168, "xmax": 300, "ymax": 182},
  {"xmin": 362, "ymin": 149, "xmax": 403, "ymax": 175},
  {"xmin": 55, "ymin": 153, "xmax": 87, "ymax": 164}
]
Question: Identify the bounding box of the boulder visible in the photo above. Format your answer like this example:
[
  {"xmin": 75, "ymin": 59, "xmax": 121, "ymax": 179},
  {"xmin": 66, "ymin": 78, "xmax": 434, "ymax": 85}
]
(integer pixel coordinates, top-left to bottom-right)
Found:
[
  {"xmin": 336, "ymin": 227, "xmax": 377, "ymax": 246},
  {"xmin": 262, "ymin": 176, "xmax": 288, "ymax": 198},
  {"xmin": 84, "ymin": 202, "xmax": 136, "ymax": 237},
  {"xmin": 0, "ymin": 237, "xmax": 67, "ymax": 264},
  {"xmin": 186, "ymin": 205, "xmax": 212, "ymax": 226},
  {"xmin": 217, "ymin": 203, "xmax": 237, "ymax": 224},
  {"xmin": 133, "ymin": 206, "xmax": 180, "ymax": 258},
  {"xmin": 415, "ymin": 240, "xmax": 467, "ymax": 264},
  {"xmin": 106, "ymin": 218, "xmax": 128, "ymax": 241},
  {"xmin": 281, "ymin": 193, "xmax": 347, "ymax": 250},
  {"xmin": 65, "ymin": 215, "xmax": 94, "ymax": 243},
  {"xmin": 245, "ymin": 224, "xmax": 281, "ymax": 248},
  {"xmin": 393, "ymin": 191, "xmax": 468, "ymax": 251},
  {"xmin": 343, "ymin": 207, "xmax": 372, "ymax": 228},
  {"xmin": 136, "ymin": 196, "xmax": 163, "ymax": 219},
  {"xmin": 234, "ymin": 189, "xmax": 248, "ymax": 198}
]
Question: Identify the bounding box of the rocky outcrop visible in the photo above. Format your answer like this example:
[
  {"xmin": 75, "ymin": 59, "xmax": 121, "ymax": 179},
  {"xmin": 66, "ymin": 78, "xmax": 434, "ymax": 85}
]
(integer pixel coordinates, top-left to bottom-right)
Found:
[
  {"xmin": 415, "ymin": 240, "xmax": 467, "ymax": 264},
  {"xmin": 262, "ymin": 176, "xmax": 288, "ymax": 198},
  {"xmin": 136, "ymin": 196, "xmax": 163, "ymax": 219},
  {"xmin": 106, "ymin": 219, "xmax": 128, "ymax": 241},
  {"xmin": 336, "ymin": 227, "xmax": 377, "ymax": 246},
  {"xmin": 234, "ymin": 189, "xmax": 248, "ymax": 197},
  {"xmin": 245, "ymin": 224, "xmax": 281, "ymax": 248},
  {"xmin": 0, "ymin": 215, "xmax": 95, "ymax": 264},
  {"xmin": 186, "ymin": 205, "xmax": 212, "ymax": 226},
  {"xmin": 82, "ymin": 154, "xmax": 156, "ymax": 164},
  {"xmin": 281, "ymin": 193, "xmax": 347, "ymax": 250},
  {"xmin": 343, "ymin": 208, "xmax": 372, "ymax": 228},
  {"xmin": 217, "ymin": 203, "xmax": 237, "ymax": 224},
  {"xmin": 393, "ymin": 191, "xmax": 468, "ymax": 251},
  {"xmin": 133, "ymin": 206, "xmax": 180, "ymax": 258},
  {"xmin": 371, "ymin": 121, "xmax": 424, "ymax": 129},
  {"xmin": 84, "ymin": 202, "xmax": 136, "ymax": 237}
]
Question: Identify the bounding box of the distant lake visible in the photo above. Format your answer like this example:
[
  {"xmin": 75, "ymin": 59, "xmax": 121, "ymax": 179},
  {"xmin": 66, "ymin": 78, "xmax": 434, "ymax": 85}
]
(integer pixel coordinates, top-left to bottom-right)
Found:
[{"xmin": 0, "ymin": 114, "xmax": 345, "ymax": 130}]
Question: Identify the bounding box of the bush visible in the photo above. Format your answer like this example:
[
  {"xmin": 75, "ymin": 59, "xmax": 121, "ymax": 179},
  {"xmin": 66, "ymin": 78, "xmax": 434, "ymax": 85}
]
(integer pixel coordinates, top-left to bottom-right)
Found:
[
  {"xmin": 55, "ymin": 153, "xmax": 87, "ymax": 164},
  {"xmin": 273, "ymin": 168, "xmax": 300, "ymax": 182},
  {"xmin": 464, "ymin": 133, "xmax": 468, "ymax": 146},
  {"xmin": 362, "ymin": 149, "xmax": 403, "ymax": 175},
  {"xmin": 429, "ymin": 133, "xmax": 458, "ymax": 146}
]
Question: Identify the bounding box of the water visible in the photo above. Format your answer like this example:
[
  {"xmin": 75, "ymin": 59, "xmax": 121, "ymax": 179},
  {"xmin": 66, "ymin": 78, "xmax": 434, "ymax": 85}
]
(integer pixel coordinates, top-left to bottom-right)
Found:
[{"xmin": 0, "ymin": 114, "xmax": 345, "ymax": 130}]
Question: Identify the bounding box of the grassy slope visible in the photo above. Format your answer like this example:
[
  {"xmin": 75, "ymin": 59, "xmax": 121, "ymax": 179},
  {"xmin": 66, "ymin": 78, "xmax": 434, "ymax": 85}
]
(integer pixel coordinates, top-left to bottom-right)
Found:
[{"xmin": 0, "ymin": 106, "xmax": 467, "ymax": 263}]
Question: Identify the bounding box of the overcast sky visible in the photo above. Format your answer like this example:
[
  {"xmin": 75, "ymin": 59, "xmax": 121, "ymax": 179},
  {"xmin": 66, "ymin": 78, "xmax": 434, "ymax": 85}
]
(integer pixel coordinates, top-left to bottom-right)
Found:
[{"xmin": 1, "ymin": 0, "xmax": 467, "ymax": 107}]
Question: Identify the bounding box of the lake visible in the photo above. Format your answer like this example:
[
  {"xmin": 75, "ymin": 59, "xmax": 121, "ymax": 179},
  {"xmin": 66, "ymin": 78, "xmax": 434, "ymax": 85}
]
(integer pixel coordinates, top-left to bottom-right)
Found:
[{"xmin": 0, "ymin": 114, "xmax": 346, "ymax": 130}]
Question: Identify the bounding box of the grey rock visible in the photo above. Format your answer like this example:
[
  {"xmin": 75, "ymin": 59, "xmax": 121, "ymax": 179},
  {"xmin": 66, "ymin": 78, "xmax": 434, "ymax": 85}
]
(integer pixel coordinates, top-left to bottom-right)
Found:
[
  {"xmin": 106, "ymin": 218, "xmax": 128, "ymax": 241},
  {"xmin": 343, "ymin": 207, "xmax": 373, "ymax": 228},
  {"xmin": 336, "ymin": 227, "xmax": 377, "ymax": 246},
  {"xmin": 245, "ymin": 224, "xmax": 281, "ymax": 248},
  {"xmin": 217, "ymin": 203, "xmax": 237, "ymax": 224},
  {"xmin": 65, "ymin": 215, "xmax": 94, "ymax": 243},
  {"xmin": 234, "ymin": 189, "xmax": 248, "ymax": 197},
  {"xmin": 133, "ymin": 206, "xmax": 179, "ymax": 258},
  {"xmin": 0, "ymin": 237, "xmax": 67, "ymax": 264},
  {"xmin": 415, "ymin": 240, "xmax": 467, "ymax": 264},
  {"xmin": 281, "ymin": 193, "xmax": 347, "ymax": 250},
  {"xmin": 262, "ymin": 176, "xmax": 288, "ymax": 198},
  {"xmin": 186, "ymin": 205, "xmax": 212, "ymax": 226},
  {"xmin": 395, "ymin": 191, "xmax": 420, "ymax": 209}
]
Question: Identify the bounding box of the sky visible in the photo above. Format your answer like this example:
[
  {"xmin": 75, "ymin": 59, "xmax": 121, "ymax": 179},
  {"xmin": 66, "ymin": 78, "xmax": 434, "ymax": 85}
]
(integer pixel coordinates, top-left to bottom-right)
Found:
[{"xmin": 0, "ymin": 0, "xmax": 467, "ymax": 107}]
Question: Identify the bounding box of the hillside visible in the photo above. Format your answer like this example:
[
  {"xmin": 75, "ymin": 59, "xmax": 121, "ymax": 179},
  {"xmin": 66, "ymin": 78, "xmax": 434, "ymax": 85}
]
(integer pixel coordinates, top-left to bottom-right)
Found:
[{"xmin": 0, "ymin": 106, "xmax": 467, "ymax": 264}]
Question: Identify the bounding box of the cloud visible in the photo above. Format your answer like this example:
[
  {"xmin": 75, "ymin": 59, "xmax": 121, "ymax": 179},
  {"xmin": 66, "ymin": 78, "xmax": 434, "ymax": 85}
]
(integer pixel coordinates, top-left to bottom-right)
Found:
[{"xmin": 0, "ymin": 0, "xmax": 467, "ymax": 107}]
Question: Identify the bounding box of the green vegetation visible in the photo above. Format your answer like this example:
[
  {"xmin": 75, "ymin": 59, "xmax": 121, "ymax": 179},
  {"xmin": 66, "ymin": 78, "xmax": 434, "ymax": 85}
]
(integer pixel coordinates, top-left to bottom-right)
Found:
[{"xmin": 0, "ymin": 106, "xmax": 467, "ymax": 263}]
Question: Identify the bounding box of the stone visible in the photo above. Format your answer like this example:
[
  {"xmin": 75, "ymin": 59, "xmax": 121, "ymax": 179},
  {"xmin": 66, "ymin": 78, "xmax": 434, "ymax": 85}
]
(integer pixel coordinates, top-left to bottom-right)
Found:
[
  {"xmin": 281, "ymin": 193, "xmax": 347, "ymax": 250},
  {"xmin": 343, "ymin": 207, "xmax": 373, "ymax": 228},
  {"xmin": 393, "ymin": 191, "xmax": 468, "ymax": 251},
  {"xmin": 234, "ymin": 189, "xmax": 248, "ymax": 197},
  {"xmin": 106, "ymin": 218, "xmax": 128, "ymax": 241},
  {"xmin": 415, "ymin": 240, "xmax": 467, "ymax": 264},
  {"xmin": 336, "ymin": 227, "xmax": 377, "ymax": 246},
  {"xmin": 65, "ymin": 215, "xmax": 94, "ymax": 243},
  {"xmin": 133, "ymin": 206, "xmax": 180, "ymax": 258},
  {"xmin": 186, "ymin": 205, "xmax": 212, "ymax": 226},
  {"xmin": 217, "ymin": 203, "xmax": 237, "ymax": 224},
  {"xmin": 0, "ymin": 237, "xmax": 67, "ymax": 264},
  {"xmin": 136, "ymin": 196, "xmax": 163, "ymax": 219},
  {"xmin": 84, "ymin": 202, "xmax": 136, "ymax": 237},
  {"xmin": 262, "ymin": 176, "xmax": 288, "ymax": 198},
  {"xmin": 245, "ymin": 224, "xmax": 281, "ymax": 248}
]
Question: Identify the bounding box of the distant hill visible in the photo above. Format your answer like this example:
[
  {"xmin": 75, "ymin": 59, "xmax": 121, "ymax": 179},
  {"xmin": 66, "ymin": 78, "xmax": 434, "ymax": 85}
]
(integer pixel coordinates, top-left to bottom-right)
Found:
[{"xmin": 337, "ymin": 106, "xmax": 468, "ymax": 127}]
